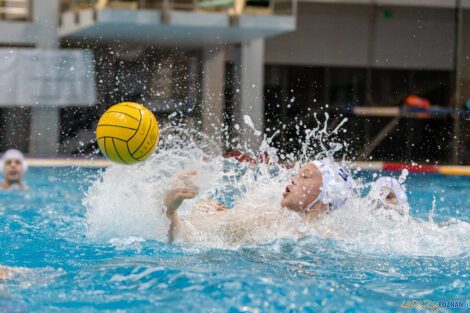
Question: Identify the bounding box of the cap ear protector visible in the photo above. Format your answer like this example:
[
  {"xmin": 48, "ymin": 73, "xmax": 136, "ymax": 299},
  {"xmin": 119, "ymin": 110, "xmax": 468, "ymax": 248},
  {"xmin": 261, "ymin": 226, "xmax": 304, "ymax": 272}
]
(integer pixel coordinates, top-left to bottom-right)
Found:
[
  {"xmin": 0, "ymin": 149, "xmax": 28, "ymax": 173},
  {"xmin": 305, "ymin": 160, "xmax": 355, "ymax": 210}
]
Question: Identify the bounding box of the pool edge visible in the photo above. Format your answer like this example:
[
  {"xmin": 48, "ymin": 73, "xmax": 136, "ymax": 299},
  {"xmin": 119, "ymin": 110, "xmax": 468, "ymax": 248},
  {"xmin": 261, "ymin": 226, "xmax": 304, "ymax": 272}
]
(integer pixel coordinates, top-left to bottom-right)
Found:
[{"xmin": 23, "ymin": 158, "xmax": 470, "ymax": 175}]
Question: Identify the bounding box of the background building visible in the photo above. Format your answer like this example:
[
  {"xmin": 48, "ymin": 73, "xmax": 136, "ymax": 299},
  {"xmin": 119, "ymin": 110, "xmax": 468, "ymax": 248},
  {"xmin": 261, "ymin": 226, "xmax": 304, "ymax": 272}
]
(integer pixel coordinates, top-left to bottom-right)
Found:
[{"xmin": 0, "ymin": 0, "xmax": 469, "ymax": 164}]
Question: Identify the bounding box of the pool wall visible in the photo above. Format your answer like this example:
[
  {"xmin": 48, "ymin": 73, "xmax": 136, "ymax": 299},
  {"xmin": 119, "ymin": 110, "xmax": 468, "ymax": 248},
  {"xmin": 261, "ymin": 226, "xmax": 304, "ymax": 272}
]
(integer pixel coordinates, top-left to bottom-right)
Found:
[{"xmin": 24, "ymin": 157, "xmax": 470, "ymax": 175}]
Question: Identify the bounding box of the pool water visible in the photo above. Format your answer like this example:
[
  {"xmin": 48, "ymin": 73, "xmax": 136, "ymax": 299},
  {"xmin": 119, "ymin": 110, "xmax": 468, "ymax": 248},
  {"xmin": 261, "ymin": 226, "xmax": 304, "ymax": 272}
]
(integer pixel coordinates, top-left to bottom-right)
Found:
[{"xmin": 0, "ymin": 166, "xmax": 469, "ymax": 312}]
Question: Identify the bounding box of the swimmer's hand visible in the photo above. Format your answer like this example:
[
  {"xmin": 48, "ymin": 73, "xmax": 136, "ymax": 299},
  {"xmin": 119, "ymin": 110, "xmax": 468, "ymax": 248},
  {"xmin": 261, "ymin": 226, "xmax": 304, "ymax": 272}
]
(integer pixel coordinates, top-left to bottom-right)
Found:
[{"xmin": 164, "ymin": 170, "xmax": 200, "ymax": 216}]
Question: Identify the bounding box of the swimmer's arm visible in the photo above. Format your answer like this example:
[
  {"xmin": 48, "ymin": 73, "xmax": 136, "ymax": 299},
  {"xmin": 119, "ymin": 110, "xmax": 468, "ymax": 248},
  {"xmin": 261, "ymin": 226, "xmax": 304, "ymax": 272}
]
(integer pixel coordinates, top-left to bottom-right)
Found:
[
  {"xmin": 164, "ymin": 190, "xmax": 192, "ymax": 243},
  {"xmin": 166, "ymin": 209, "xmax": 185, "ymax": 244},
  {"xmin": 163, "ymin": 171, "xmax": 199, "ymax": 243}
]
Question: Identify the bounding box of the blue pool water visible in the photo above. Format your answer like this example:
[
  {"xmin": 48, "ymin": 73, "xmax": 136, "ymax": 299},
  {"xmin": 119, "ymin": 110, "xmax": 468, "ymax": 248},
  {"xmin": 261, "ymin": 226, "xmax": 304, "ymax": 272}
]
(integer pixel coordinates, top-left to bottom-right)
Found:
[{"xmin": 0, "ymin": 166, "xmax": 469, "ymax": 312}]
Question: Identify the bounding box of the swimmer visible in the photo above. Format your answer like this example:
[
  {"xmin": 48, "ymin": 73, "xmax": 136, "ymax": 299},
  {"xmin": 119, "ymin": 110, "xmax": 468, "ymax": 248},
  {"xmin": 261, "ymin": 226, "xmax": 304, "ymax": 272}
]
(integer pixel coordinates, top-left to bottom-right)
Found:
[
  {"xmin": 0, "ymin": 149, "xmax": 29, "ymax": 190},
  {"xmin": 163, "ymin": 161, "xmax": 355, "ymax": 244},
  {"xmin": 369, "ymin": 176, "xmax": 409, "ymax": 218}
]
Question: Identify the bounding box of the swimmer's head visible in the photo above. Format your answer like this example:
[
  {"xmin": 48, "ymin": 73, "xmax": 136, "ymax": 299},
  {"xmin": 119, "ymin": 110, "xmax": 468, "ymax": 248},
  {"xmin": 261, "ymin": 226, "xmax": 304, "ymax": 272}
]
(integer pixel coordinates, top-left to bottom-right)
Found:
[
  {"xmin": 369, "ymin": 176, "xmax": 409, "ymax": 220},
  {"xmin": 281, "ymin": 163, "xmax": 324, "ymax": 213},
  {"xmin": 375, "ymin": 176, "xmax": 407, "ymax": 206},
  {"xmin": 1, "ymin": 149, "xmax": 27, "ymax": 184},
  {"xmin": 281, "ymin": 161, "xmax": 355, "ymax": 214}
]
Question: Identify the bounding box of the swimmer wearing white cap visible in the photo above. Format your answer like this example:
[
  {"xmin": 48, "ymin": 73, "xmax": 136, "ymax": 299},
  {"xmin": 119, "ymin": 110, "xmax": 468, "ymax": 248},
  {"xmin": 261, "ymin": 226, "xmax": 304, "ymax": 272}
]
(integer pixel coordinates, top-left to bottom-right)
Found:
[
  {"xmin": 372, "ymin": 176, "xmax": 409, "ymax": 217},
  {"xmin": 164, "ymin": 161, "xmax": 355, "ymax": 243},
  {"xmin": 1, "ymin": 149, "xmax": 29, "ymax": 190},
  {"xmin": 281, "ymin": 161, "xmax": 355, "ymax": 219}
]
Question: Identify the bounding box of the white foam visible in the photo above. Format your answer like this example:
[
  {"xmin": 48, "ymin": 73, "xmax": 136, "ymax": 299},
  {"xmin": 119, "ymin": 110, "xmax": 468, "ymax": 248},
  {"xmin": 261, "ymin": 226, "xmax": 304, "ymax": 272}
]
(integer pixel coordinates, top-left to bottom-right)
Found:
[
  {"xmin": 84, "ymin": 124, "xmax": 470, "ymax": 257},
  {"xmin": 243, "ymin": 115, "xmax": 262, "ymax": 137}
]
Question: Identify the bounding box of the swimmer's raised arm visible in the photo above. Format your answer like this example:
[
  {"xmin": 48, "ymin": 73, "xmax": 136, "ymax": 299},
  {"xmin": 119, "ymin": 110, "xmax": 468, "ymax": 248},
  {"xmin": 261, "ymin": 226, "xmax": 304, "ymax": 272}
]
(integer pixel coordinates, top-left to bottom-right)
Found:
[{"xmin": 164, "ymin": 171, "xmax": 199, "ymax": 243}]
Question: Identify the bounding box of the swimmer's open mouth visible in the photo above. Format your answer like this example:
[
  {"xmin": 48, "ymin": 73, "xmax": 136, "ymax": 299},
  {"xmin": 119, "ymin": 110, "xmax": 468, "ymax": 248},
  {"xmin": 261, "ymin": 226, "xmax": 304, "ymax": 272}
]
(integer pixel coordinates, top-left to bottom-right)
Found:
[{"xmin": 283, "ymin": 186, "xmax": 291, "ymax": 198}]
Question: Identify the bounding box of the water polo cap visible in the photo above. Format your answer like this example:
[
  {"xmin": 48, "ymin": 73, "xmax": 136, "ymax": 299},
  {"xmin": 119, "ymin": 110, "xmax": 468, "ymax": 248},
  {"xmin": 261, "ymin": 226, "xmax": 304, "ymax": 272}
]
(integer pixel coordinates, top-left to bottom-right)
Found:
[
  {"xmin": 305, "ymin": 160, "xmax": 355, "ymax": 210},
  {"xmin": 375, "ymin": 176, "xmax": 407, "ymax": 206},
  {"xmin": 1, "ymin": 149, "xmax": 28, "ymax": 173}
]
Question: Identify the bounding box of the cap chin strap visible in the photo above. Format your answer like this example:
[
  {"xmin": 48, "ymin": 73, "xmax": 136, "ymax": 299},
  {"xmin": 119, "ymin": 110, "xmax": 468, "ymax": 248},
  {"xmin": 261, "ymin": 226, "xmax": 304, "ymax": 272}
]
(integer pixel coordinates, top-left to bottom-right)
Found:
[
  {"xmin": 304, "ymin": 160, "xmax": 331, "ymax": 211},
  {"xmin": 305, "ymin": 192, "xmax": 322, "ymax": 211}
]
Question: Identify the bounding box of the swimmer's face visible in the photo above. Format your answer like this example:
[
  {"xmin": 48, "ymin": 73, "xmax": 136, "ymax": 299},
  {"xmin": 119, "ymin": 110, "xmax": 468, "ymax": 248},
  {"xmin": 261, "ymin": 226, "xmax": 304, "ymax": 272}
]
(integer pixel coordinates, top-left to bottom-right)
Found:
[
  {"xmin": 3, "ymin": 158, "xmax": 24, "ymax": 183},
  {"xmin": 281, "ymin": 163, "xmax": 322, "ymax": 212}
]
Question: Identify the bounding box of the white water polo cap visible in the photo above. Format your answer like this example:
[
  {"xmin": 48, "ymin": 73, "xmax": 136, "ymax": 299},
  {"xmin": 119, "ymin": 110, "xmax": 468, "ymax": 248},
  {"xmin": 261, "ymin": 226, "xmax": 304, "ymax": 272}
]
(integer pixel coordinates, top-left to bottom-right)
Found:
[
  {"xmin": 375, "ymin": 176, "xmax": 408, "ymax": 206},
  {"xmin": 306, "ymin": 160, "xmax": 355, "ymax": 210},
  {"xmin": 1, "ymin": 149, "xmax": 28, "ymax": 172}
]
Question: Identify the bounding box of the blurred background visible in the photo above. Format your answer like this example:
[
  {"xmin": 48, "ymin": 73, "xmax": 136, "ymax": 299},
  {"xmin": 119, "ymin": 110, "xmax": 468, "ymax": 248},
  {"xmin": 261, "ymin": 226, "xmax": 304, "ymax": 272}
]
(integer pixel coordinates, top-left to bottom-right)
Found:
[{"xmin": 0, "ymin": 0, "xmax": 469, "ymax": 164}]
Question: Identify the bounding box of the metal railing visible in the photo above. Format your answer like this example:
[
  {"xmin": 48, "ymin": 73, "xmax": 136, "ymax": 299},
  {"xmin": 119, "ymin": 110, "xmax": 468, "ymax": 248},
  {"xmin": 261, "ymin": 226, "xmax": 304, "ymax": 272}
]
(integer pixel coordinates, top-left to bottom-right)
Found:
[
  {"xmin": 60, "ymin": 0, "xmax": 295, "ymax": 16},
  {"xmin": 0, "ymin": 0, "xmax": 33, "ymax": 21}
]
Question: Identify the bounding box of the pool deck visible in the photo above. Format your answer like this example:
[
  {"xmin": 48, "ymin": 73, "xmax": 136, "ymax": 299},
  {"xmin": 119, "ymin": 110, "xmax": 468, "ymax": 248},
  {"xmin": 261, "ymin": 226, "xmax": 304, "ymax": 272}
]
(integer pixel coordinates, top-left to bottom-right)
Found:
[{"xmin": 23, "ymin": 157, "xmax": 470, "ymax": 175}]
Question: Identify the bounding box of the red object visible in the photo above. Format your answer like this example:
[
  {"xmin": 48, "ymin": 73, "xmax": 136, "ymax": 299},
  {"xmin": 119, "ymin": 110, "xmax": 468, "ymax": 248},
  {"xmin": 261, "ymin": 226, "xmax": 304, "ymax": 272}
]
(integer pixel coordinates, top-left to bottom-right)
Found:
[
  {"xmin": 404, "ymin": 95, "xmax": 431, "ymax": 109},
  {"xmin": 224, "ymin": 153, "xmax": 444, "ymax": 174},
  {"xmin": 383, "ymin": 162, "xmax": 439, "ymax": 173},
  {"xmin": 223, "ymin": 150, "xmax": 270, "ymax": 165},
  {"xmin": 404, "ymin": 95, "xmax": 431, "ymax": 118},
  {"xmin": 223, "ymin": 150, "xmax": 297, "ymax": 168}
]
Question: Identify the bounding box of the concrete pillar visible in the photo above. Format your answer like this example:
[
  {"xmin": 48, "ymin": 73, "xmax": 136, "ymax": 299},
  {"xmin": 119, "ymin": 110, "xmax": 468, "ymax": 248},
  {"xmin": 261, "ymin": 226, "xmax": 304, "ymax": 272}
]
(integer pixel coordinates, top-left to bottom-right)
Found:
[
  {"xmin": 34, "ymin": 0, "xmax": 59, "ymax": 48},
  {"xmin": 460, "ymin": 10, "xmax": 470, "ymax": 106},
  {"xmin": 233, "ymin": 39, "xmax": 265, "ymax": 151},
  {"xmin": 1, "ymin": 108, "xmax": 31, "ymax": 152},
  {"xmin": 29, "ymin": 108, "xmax": 61, "ymax": 155},
  {"xmin": 29, "ymin": 0, "xmax": 60, "ymax": 155},
  {"xmin": 201, "ymin": 47, "xmax": 226, "ymax": 152},
  {"xmin": 457, "ymin": 9, "xmax": 470, "ymax": 162}
]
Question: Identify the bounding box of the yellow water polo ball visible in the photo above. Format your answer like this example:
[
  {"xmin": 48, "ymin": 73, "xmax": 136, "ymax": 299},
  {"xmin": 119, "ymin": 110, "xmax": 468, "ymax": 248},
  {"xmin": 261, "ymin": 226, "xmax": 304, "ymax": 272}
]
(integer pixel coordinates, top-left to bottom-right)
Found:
[{"xmin": 96, "ymin": 102, "xmax": 159, "ymax": 165}]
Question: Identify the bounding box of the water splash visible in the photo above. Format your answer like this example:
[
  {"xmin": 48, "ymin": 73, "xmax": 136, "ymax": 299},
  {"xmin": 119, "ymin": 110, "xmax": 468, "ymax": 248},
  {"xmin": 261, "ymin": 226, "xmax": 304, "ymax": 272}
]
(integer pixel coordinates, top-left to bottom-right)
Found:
[{"xmin": 84, "ymin": 120, "xmax": 470, "ymax": 256}]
